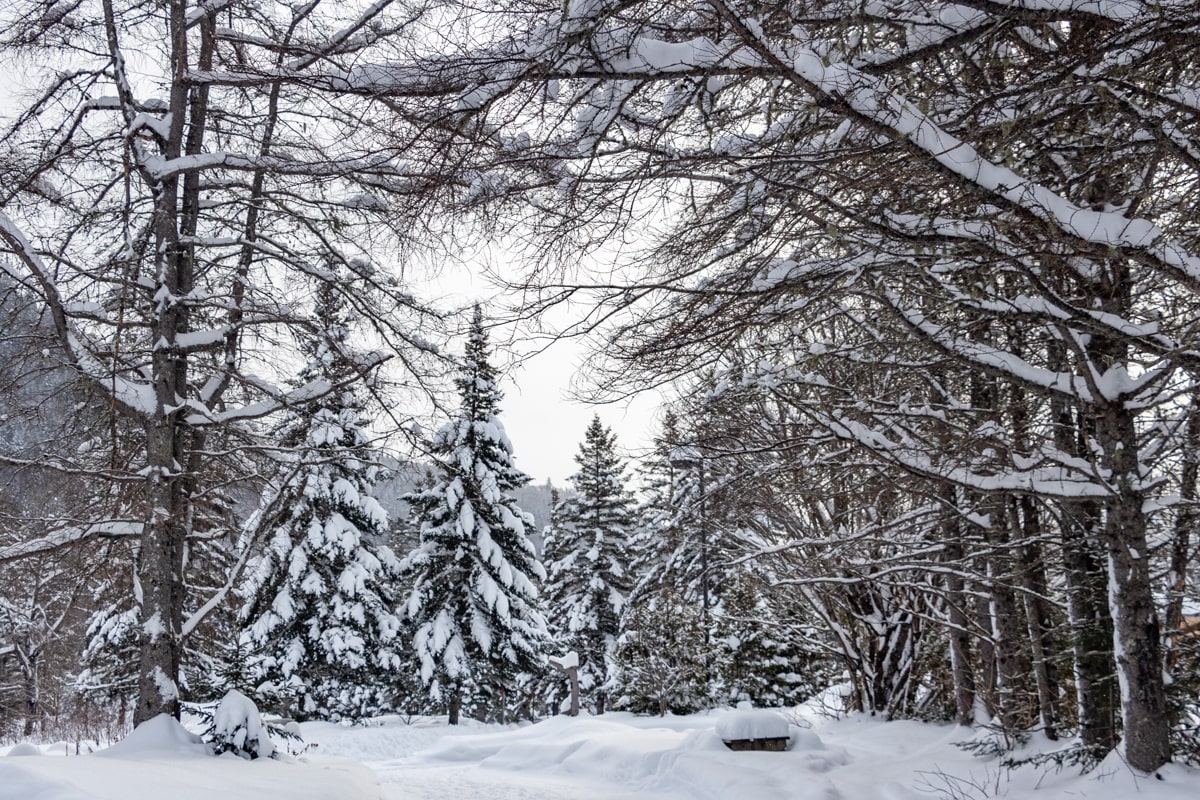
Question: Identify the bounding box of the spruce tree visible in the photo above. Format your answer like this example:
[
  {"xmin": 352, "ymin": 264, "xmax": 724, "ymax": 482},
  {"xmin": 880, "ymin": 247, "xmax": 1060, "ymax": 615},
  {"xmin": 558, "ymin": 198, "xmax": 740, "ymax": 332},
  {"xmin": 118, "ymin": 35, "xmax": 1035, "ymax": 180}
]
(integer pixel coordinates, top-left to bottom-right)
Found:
[
  {"xmin": 545, "ymin": 416, "xmax": 635, "ymax": 714},
  {"xmin": 239, "ymin": 279, "xmax": 402, "ymax": 721},
  {"xmin": 628, "ymin": 412, "xmax": 686, "ymax": 606},
  {"xmin": 715, "ymin": 572, "xmax": 823, "ymax": 709},
  {"xmin": 615, "ymin": 588, "xmax": 708, "ymax": 715},
  {"xmin": 402, "ymin": 305, "xmax": 549, "ymax": 724}
]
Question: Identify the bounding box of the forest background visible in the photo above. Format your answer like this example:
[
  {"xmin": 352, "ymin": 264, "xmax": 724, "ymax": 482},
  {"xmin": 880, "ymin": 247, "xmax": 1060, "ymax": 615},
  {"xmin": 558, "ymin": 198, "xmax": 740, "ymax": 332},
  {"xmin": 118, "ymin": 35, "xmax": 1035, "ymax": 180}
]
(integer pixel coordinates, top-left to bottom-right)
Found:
[{"xmin": 1, "ymin": 0, "xmax": 1199, "ymax": 777}]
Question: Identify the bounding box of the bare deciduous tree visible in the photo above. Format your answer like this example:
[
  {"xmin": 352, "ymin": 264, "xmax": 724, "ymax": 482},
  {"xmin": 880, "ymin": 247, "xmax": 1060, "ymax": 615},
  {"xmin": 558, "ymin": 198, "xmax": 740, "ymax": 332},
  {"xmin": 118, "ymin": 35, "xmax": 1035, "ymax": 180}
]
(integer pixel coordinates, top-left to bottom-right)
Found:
[{"xmin": 1, "ymin": 0, "xmax": 446, "ymax": 724}]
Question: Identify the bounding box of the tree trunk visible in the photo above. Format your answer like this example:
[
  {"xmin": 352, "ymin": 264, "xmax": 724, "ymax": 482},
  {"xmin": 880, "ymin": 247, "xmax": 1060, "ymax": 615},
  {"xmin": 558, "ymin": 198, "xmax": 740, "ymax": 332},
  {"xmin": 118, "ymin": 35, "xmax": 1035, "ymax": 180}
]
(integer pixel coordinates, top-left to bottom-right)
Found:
[
  {"xmin": 448, "ymin": 687, "xmax": 462, "ymax": 725},
  {"xmin": 567, "ymin": 668, "xmax": 580, "ymax": 717},
  {"xmin": 1060, "ymin": 501, "xmax": 1118, "ymax": 753},
  {"xmin": 1088, "ymin": 261, "xmax": 1170, "ymax": 771},
  {"xmin": 548, "ymin": 657, "xmax": 581, "ymax": 716},
  {"xmin": 971, "ymin": 588, "xmax": 998, "ymax": 720},
  {"xmin": 12, "ymin": 641, "xmax": 41, "ymax": 737},
  {"xmin": 986, "ymin": 553, "xmax": 1030, "ymax": 736},
  {"xmin": 128, "ymin": 0, "xmax": 216, "ymax": 727},
  {"xmin": 134, "ymin": 459, "xmax": 186, "ymax": 724},
  {"xmin": 1099, "ymin": 404, "xmax": 1170, "ymax": 771},
  {"xmin": 1165, "ymin": 386, "xmax": 1200, "ymax": 675},
  {"xmin": 974, "ymin": 499, "xmax": 1028, "ymax": 734},
  {"xmin": 1015, "ymin": 498, "xmax": 1060, "ymax": 740},
  {"xmin": 942, "ymin": 536, "xmax": 976, "ymax": 727},
  {"xmin": 22, "ymin": 661, "xmax": 39, "ymax": 737},
  {"xmin": 1049, "ymin": 340, "xmax": 1118, "ymax": 756},
  {"xmin": 1006, "ymin": 354, "xmax": 1059, "ymax": 738}
]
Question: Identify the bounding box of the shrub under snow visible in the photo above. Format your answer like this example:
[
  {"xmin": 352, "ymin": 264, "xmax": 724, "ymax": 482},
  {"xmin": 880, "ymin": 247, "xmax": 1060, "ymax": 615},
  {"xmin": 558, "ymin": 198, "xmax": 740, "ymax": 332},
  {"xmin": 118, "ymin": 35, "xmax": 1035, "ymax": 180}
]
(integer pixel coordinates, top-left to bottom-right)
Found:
[{"xmin": 209, "ymin": 690, "xmax": 276, "ymax": 760}]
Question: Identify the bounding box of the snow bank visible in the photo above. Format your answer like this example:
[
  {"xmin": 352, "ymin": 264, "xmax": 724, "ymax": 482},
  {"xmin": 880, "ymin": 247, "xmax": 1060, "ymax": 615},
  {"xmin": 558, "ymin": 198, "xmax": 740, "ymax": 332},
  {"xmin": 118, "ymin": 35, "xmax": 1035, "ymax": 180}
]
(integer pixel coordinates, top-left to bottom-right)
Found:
[
  {"xmin": 0, "ymin": 714, "xmax": 383, "ymax": 800},
  {"xmin": 95, "ymin": 714, "xmax": 211, "ymax": 759},
  {"xmin": 0, "ymin": 754, "xmax": 382, "ymax": 800},
  {"xmin": 349, "ymin": 709, "xmax": 1200, "ymax": 800},
  {"xmin": 416, "ymin": 712, "xmax": 846, "ymax": 799},
  {"xmin": 5, "ymin": 743, "xmax": 43, "ymax": 757}
]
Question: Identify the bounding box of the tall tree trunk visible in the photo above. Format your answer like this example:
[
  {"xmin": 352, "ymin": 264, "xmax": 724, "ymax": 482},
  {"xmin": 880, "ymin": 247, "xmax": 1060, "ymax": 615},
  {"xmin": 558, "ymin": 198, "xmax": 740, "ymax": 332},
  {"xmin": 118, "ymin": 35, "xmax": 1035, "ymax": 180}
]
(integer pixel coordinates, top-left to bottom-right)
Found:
[
  {"xmin": 1165, "ymin": 386, "xmax": 1200, "ymax": 675},
  {"xmin": 21, "ymin": 651, "xmax": 39, "ymax": 737},
  {"xmin": 135, "ymin": 454, "xmax": 187, "ymax": 724},
  {"xmin": 1049, "ymin": 340, "xmax": 1118, "ymax": 755},
  {"xmin": 1087, "ymin": 260, "xmax": 1170, "ymax": 771},
  {"xmin": 1097, "ymin": 400, "xmax": 1171, "ymax": 771},
  {"xmin": 971, "ymin": 586, "xmax": 998, "ymax": 720},
  {"xmin": 1060, "ymin": 501, "xmax": 1118, "ymax": 753},
  {"xmin": 941, "ymin": 511, "xmax": 976, "ymax": 727},
  {"xmin": 448, "ymin": 686, "xmax": 462, "ymax": 725},
  {"xmin": 129, "ymin": 0, "xmax": 215, "ymax": 726},
  {"xmin": 1005, "ymin": 347, "xmax": 1059, "ymax": 738},
  {"xmin": 134, "ymin": 4, "xmax": 189, "ymax": 717},
  {"xmin": 983, "ymin": 504, "xmax": 1031, "ymax": 737},
  {"xmin": 1014, "ymin": 498, "xmax": 1059, "ymax": 740}
]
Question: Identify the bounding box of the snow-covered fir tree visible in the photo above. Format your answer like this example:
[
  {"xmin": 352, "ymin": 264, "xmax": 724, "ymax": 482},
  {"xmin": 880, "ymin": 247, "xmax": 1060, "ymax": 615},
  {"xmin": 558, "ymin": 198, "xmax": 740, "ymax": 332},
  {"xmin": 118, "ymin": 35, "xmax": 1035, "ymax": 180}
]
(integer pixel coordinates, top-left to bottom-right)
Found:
[
  {"xmin": 239, "ymin": 279, "xmax": 402, "ymax": 721},
  {"xmin": 402, "ymin": 305, "xmax": 549, "ymax": 724},
  {"xmin": 544, "ymin": 416, "xmax": 636, "ymax": 714},
  {"xmin": 76, "ymin": 579, "xmax": 141, "ymax": 726},
  {"xmin": 615, "ymin": 588, "xmax": 708, "ymax": 716},
  {"xmin": 714, "ymin": 572, "xmax": 825, "ymax": 709},
  {"xmin": 628, "ymin": 411, "xmax": 687, "ymax": 606}
]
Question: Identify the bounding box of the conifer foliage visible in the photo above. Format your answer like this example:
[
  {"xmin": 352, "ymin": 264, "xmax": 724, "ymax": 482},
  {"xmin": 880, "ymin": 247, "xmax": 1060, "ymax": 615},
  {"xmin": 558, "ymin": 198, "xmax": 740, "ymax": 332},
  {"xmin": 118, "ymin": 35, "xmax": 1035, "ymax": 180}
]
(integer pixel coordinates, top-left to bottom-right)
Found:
[
  {"xmin": 544, "ymin": 416, "xmax": 636, "ymax": 714},
  {"xmin": 402, "ymin": 306, "xmax": 548, "ymax": 723},
  {"xmin": 239, "ymin": 279, "xmax": 402, "ymax": 721},
  {"xmin": 627, "ymin": 412, "xmax": 685, "ymax": 607},
  {"xmin": 615, "ymin": 588, "xmax": 708, "ymax": 716},
  {"xmin": 714, "ymin": 573, "xmax": 822, "ymax": 709}
]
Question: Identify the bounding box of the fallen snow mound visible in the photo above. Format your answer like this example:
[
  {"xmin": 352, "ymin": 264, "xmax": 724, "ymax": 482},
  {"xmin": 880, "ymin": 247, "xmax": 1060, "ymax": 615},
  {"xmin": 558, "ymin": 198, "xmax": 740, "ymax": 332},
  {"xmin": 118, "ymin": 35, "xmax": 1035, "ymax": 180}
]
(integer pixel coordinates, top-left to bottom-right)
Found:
[
  {"xmin": 1, "ymin": 716, "xmax": 383, "ymax": 800},
  {"xmin": 715, "ymin": 709, "xmax": 790, "ymax": 742},
  {"xmin": 96, "ymin": 714, "xmax": 211, "ymax": 759},
  {"xmin": 6, "ymin": 742, "xmax": 42, "ymax": 757}
]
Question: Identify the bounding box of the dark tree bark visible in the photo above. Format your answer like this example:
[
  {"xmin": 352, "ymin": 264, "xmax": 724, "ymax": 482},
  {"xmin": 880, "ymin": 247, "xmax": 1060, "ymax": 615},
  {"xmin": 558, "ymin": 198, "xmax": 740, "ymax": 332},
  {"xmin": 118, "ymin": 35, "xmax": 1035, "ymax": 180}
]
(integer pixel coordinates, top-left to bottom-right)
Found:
[
  {"xmin": 940, "ymin": 508, "xmax": 976, "ymax": 727},
  {"xmin": 1014, "ymin": 498, "xmax": 1060, "ymax": 741},
  {"xmin": 1165, "ymin": 387, "xmax": 1200, "ymax": 675}
]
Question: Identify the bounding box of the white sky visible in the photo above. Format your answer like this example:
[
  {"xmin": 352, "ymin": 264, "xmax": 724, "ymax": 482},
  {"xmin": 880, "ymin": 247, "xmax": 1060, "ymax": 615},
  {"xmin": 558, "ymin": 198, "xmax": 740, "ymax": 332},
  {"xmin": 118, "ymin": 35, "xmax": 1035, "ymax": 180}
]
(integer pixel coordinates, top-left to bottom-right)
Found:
[
  {"xmin": 497, "ymin": 335, "xmax": 664, "ymax": 486},
  {"xmin": 424, "ymin": 257, "xmax": 665, "ymax": 487}
]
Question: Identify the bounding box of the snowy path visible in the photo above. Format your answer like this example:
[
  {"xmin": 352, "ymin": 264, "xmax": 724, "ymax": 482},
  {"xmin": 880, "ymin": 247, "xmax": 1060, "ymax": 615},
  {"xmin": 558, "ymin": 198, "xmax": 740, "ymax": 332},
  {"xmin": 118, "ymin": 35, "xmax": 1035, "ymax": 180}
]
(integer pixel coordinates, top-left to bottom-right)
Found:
[
  {"xmin": 301, "ymin": 717, "xmax": 686, "ymax": 800},
  {"xmin": 371, "ymin": 758, "xmax": 675, "ymax": 800},
  {"xmin": 5, "ymin": 711, "xmax": 1200, "ymax": 800}
]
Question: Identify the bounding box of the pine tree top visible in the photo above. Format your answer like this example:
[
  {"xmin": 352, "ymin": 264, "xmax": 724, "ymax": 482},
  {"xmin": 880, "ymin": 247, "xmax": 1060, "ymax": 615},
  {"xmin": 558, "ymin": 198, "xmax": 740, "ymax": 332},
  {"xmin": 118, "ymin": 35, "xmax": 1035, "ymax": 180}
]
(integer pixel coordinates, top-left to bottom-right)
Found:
[{"xmin": 456, "ymin": 304, "xmax": 503, "ymax": 422}]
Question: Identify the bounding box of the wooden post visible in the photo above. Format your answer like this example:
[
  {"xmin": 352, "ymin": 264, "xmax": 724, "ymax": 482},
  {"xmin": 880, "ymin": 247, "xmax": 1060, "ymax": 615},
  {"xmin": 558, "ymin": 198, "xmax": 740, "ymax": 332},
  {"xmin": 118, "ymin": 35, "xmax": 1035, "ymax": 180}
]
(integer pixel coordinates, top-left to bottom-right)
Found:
[{"xmin": 548, "ymin": 654, "xmax": 580, "ymax": 717}]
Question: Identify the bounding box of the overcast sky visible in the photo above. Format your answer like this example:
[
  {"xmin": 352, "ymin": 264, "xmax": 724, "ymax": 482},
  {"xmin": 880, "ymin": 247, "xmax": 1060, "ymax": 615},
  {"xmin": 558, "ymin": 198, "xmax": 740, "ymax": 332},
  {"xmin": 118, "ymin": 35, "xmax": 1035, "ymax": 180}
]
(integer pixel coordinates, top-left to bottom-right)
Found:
[
  {"xmin": 497, "ymin": 336, "xmax": 663, "ymax": 486},
  {"xmin": 426, "ymin": 256, "xmax": 665, "ymax": 487}
]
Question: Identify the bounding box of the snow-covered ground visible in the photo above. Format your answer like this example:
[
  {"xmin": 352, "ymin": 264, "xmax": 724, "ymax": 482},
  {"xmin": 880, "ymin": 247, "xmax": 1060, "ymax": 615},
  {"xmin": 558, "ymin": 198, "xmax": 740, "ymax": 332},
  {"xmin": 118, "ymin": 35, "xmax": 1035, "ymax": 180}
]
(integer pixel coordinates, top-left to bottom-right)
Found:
[{"xmin": 4, "ymin": 707, "xmax": 1200, "ymax": 800}]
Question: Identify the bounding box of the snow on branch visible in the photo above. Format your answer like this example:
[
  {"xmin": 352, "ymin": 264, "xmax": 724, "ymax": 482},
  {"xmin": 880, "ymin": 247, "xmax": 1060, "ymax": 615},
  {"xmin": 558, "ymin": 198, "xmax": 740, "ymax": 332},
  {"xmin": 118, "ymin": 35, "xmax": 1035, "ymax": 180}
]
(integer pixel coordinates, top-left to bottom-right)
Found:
[
  {"xmin": 954, "ymin": 0, "xmax": 1146, "ymax": 23},
  {"xmin": 709, "ymin": 1, "xmax": 1200, "ymax": 287},
  {"xmin": 0, "ymin": 521, "xmax": 143, "ymax": 564}
]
